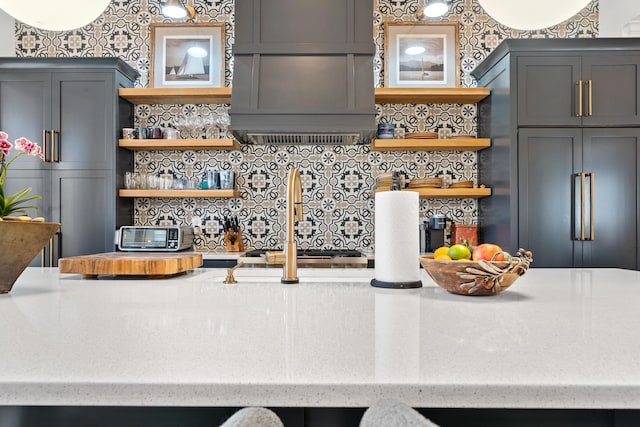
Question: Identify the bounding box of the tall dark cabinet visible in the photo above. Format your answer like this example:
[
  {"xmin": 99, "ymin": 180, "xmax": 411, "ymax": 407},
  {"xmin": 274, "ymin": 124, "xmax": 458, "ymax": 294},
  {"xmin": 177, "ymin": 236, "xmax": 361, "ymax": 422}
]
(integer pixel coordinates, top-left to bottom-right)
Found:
[
  {"xmin": 472, "ymin": 39, "xmax": 640, "ymax": 269},
  {"xmin": 0, "ymin": 58, "xmax": 139, "ymax": 266}
]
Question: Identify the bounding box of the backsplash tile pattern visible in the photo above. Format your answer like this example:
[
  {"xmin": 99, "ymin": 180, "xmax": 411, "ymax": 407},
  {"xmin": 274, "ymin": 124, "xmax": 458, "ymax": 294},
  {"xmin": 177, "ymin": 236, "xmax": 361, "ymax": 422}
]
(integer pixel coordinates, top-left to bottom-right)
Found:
[{"xmin": 15, "ymin": 0, "xmax": 598, "ymax": 251}]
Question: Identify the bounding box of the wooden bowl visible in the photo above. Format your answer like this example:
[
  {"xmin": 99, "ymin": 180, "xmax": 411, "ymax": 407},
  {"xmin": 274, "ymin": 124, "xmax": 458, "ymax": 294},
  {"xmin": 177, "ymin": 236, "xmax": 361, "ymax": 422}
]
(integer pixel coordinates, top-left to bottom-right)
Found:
[{"xmin": 420, "ymin": 249, "xmax": 533, "ymax": 296}]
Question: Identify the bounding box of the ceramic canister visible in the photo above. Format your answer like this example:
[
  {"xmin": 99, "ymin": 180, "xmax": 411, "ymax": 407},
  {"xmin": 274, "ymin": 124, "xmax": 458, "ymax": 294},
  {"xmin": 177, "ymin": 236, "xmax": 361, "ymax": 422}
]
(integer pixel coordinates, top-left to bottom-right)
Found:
[{"xmin": 377, "ymin": 123, "xmax": 395, "ymax": 139}]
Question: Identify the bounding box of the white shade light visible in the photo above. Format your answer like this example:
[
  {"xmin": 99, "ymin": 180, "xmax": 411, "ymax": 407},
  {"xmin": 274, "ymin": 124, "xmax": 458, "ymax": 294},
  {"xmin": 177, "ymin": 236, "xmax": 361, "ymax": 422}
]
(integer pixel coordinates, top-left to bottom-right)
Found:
[
  {"xmin": 477, "ymin": 0, "xmax": 592, "ymax": 30},
  {"xmin": 0, "ymin": 0, "xmax": 110, "ymax": 31},
  {"xmin": 423, "ymin": 0, "xmax": 449, "ymax": 18},
  {"xmin": 161, "ymin": 0, "xmax": 196, "ymax": 20}
]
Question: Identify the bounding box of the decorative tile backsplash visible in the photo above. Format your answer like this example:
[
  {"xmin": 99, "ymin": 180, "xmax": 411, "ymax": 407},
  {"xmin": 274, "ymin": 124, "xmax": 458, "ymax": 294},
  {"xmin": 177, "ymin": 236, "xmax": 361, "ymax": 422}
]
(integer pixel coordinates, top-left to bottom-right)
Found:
[{"xmin": 15, "ymin": 0, "xmax": 598, "ymax": 251}]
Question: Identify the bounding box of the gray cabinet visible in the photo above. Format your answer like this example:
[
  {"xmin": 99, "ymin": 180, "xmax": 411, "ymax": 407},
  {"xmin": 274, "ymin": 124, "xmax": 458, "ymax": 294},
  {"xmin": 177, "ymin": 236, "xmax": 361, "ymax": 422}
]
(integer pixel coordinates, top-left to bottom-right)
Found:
[
  {"xmin": 0, "ymin": 58, "xmax": 138, "ymax": 266},
  {"xmin": 472, "ymin": 39, "xmax": 640, "ymax": 269},
  {"xmin": 518, "ymin": 128, "xmax": 639, "ymax": 269},
  {"xmin": 517, "ymin": 55, "xmax": 640, "ymax": 126}
]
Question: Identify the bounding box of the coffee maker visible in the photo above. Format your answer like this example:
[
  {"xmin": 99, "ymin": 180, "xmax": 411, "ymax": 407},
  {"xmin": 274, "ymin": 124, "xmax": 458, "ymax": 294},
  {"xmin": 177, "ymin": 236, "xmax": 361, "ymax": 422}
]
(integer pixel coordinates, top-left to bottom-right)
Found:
[{"xmin": 426, "ymin": 214, "xmax": 447, "ymax": 252}]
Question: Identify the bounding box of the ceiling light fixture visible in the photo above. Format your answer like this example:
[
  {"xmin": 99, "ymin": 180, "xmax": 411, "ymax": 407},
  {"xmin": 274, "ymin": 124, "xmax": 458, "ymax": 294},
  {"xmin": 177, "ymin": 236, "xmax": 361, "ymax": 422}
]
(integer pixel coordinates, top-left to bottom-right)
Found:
[
  {"xmin": 161, "ymin": 0, "xmax": 196, "ymax": 20},
  {"xmin": 476, "ymin": 0, "xmax": 591, "ymax": 30},
  {"xmin": 0, "ymin": 0, "xmax": 110, "ymax": 31},
  {"xmin": 417, "ymin": 0, "xmax": 451, "ymax": 19}
]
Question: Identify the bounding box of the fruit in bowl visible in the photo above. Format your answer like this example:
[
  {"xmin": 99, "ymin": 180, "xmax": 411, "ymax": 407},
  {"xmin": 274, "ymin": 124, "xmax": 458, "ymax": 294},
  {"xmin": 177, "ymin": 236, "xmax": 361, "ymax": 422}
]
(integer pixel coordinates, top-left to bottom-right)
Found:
[{"xmin": 421, "ymin": 247, "xmax": 533, "ymax": 296}]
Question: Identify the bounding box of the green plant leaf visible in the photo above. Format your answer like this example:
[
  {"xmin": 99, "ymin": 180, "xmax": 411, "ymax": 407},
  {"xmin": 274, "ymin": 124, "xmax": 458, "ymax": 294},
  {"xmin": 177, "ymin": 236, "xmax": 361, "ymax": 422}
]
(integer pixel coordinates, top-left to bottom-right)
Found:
[{"xmin": 0, "ymin": 186, "xmax": 41, "ymax": 217}]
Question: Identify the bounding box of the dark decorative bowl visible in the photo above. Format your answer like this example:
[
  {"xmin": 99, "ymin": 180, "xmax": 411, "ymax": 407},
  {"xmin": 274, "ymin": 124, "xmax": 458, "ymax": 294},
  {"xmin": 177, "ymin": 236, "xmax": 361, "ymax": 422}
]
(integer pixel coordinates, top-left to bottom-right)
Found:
[{"xmin": 420, "ymin": 249, "xmax": 533, "ymax": 296}]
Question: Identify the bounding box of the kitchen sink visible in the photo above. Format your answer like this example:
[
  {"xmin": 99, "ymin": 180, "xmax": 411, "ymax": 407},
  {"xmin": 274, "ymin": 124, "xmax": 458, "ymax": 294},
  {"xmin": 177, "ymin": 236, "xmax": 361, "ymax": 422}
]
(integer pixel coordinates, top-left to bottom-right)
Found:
[
  {"xmin": 239, "ymin": 249, "xmax": 369, "ymax": 269},
  {"xmin": 216, "ymin": 267, "xmax": 374, "ymax": 284}
]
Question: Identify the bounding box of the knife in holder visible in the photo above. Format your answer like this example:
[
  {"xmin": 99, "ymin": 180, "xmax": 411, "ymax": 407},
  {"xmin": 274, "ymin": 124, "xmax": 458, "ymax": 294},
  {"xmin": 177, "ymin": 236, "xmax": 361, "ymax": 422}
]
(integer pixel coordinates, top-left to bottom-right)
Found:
[{"xmin": 224, "ymin": 227, "xmax": 244, "ymax": 252}]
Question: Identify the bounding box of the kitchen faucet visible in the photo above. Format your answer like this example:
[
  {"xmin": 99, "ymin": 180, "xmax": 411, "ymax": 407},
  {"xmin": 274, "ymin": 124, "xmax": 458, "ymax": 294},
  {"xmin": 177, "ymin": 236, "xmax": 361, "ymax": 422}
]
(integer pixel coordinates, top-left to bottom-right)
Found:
[{"xmin": 282, "ymin": 167, "xmax": 303, "ymax": 284}]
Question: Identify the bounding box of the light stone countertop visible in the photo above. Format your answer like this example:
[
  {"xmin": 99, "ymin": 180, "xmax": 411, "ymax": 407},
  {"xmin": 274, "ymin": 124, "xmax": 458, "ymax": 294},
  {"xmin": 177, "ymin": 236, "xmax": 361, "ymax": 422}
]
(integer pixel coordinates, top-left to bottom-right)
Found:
[{"xmin": 1, "ymin": 267, "xmax": 640, "ymax": 409}]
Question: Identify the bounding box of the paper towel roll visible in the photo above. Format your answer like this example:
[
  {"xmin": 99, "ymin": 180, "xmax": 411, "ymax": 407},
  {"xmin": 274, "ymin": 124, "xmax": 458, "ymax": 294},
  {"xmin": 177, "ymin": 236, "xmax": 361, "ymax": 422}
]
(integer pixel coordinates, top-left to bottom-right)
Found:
[{"xmin": 373, "ymin": 191, "xmax": 422, "ymax": 287}]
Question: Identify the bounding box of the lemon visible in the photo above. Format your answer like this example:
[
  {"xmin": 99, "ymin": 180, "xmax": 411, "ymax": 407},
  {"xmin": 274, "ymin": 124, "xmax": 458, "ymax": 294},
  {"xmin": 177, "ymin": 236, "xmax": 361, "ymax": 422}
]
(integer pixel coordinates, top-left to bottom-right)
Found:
[
  {"xmin": 434, "ymin": 254, "xmax": 452, "ymax": 261},
  {"xmin": 448, "ymin": 244, "xmax": 471, "ymax": 260},
  {"xmin": 433, "ymin": 246, "xmax": 450, "ymax": 258}
]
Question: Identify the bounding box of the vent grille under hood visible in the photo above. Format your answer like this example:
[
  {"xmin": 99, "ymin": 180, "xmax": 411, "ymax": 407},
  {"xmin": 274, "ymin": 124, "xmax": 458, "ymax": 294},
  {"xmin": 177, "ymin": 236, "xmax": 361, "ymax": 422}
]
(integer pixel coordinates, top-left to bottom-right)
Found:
[{"xmin": 230, "ymin": 0, "xmax": 376, "ymax": 145}]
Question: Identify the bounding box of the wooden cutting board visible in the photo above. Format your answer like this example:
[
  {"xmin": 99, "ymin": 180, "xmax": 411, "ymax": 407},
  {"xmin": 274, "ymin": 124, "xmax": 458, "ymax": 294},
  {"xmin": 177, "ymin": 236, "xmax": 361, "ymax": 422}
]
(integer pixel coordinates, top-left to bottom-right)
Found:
[{"xmin": 59, "ymin": 252, "xmax": 203, "ymax": 279}]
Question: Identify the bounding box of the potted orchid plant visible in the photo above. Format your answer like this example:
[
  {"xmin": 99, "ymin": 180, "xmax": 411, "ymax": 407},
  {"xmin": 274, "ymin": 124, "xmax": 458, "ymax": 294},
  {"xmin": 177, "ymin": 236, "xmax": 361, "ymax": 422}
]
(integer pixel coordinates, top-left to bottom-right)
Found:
[{"xmin": 0, "ymin": 132, "xmax": 44, "ymax": 218}]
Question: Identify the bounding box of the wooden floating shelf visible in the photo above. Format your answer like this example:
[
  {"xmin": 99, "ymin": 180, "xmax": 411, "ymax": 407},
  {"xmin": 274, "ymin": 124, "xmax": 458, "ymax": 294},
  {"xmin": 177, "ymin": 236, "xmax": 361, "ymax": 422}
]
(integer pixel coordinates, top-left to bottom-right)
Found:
[
  {"xmin": 374, "ymin": 87, "xmax": 490, "ymax": 104},
  {"xmin": 374, "ymin": 188, "xmax": 491, "ymax": 198},
  {"xmin": 371, "ymin": 138, "xmax": 490, "ymax": 151},
  {"xmin": 118, "ymin": 87, "xmax": 232, "ymax": 104},
  {"xmin": 118, "ymin": 87, "xmax": 490, "ymax": 105},
  {"xmin": 118, "ymin": 138, "xmax": 240, "ymax": 151},
  {"xmin": 119, "ymin": 189, "xmax": 240, "ymax": 198}
]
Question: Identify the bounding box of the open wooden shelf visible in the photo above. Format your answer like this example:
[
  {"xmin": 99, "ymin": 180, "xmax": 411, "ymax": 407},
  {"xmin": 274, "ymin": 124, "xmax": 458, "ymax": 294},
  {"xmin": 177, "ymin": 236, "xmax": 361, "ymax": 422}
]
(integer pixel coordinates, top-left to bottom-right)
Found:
[
  {"xmin": 371, "ymin": 138, "xmax": 490, "ymax": 151},
  {"xmin": 374, "ymin": 187, "xmax": 491, "ymax": 199},
  {"xmin": 374, "ymin": 87, "xmax": 490, "ymax": 104},
  {"xmin": 118, "ymin": 87, "xmax": 232, "ymax": 104},
  {"xmin": 118, "ymin": 138, "xmax": 240, "ymax": 151},
  {"xmin": 118, "ymin": 87, "xmax": 489, "ymax": 105},
  {"xmin": 119, "ymin": 189, "xmax": 240, "ymax": 198}
]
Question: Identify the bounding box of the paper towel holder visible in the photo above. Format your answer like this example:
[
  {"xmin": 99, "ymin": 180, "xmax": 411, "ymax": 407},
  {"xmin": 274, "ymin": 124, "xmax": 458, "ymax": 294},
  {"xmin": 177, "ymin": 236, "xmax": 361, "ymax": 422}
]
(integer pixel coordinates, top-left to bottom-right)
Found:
[{"xmin": 370, "ymin": 278, "xmax": 422, "ymax": 289}]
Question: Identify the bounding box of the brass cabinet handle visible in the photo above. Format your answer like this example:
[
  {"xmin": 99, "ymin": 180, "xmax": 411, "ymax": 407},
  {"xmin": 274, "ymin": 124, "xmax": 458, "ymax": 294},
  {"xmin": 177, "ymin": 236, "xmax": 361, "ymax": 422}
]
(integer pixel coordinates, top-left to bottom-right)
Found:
[
  {"xmin": 40, "ymin": 237, "xmax": 55, "ymax": 266},
  {"xmin": 40, "ymin": 239, "xmax": 47, "ymax": 266},
  {"xmin": 42, "ymin": 129, "xmax": 49, "ymax": 163},
  {"xmin": 51, "ymin": 130, "xmax": 61, "ymax": 162},
  {"xmin": 587, "ymin": 172, "xmax": 594, "ymax": 240},
  {"xmin": 587, "ymin": 80, "xmax": 593, "ymax": 117},
  {"xmin": 49, "ymin": 236, "xmax": 54, "ymax": 266},
  {"xmin": 576, "ymin": 80, "xmax": 583, "ymax": 117},
  {"xmin": 579, "ymin": 172, "xmax": 586, "ymax": 240}
]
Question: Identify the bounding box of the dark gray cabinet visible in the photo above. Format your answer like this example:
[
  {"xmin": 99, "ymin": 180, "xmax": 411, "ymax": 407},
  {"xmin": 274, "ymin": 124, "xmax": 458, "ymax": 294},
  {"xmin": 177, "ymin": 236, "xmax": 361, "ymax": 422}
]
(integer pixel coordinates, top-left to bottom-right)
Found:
[
  {"xmin": 518, "ymin": 128, "xmax": 639, "ymax": 269},
  {"xmin": 0, "ymin": 58, "xmax": 138, "ymax": 266},
  {"xmin": 472, "ymin": 39, "xmax": 640, "ymax": 269},
  {"xmin": 517, "ymin": 54, "xmax": 640, "ymax": 126}
]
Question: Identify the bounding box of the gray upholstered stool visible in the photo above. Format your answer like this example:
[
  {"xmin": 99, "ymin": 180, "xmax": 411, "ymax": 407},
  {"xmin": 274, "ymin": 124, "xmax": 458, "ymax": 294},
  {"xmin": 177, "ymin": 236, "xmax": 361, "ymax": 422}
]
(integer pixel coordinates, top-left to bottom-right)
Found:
[
  {"xmin": 360, "ymin": 399, "xmax": 440, "ymax": 427},
  {"xmin": 219, "ymin": 407, "xmax": 284, "ymax": 427}
]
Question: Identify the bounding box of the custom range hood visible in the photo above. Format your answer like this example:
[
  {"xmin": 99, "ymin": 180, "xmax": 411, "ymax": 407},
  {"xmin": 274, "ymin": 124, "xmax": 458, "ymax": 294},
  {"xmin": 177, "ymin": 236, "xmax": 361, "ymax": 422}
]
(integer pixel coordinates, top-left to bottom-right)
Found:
[{"xmin": 229, "ymin": 0, "xmax": 376, "ymax": 145}]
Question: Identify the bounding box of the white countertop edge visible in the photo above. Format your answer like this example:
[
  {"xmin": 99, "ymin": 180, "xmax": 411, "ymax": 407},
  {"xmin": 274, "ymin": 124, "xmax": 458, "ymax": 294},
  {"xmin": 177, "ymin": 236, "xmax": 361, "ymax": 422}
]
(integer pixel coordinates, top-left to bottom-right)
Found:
[{"xmin": 2, "ymin": 383, "xmax": 639, "ymax": 409}]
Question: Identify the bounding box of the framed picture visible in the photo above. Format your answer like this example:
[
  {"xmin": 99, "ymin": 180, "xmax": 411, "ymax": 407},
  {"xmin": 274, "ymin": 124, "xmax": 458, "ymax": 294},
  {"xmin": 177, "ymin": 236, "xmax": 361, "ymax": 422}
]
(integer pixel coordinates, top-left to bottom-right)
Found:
[
  {"xmin": 384, "ymin": 21, "xmax": 459, "ymax": 88},
  {"xmin": 150, "ymin": 23, "xmax": 225, "ymax": 88}
]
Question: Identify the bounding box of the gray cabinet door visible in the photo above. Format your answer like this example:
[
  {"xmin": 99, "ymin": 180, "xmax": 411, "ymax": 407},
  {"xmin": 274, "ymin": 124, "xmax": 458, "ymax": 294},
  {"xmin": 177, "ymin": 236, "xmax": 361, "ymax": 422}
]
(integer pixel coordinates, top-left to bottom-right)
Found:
[
  {"xmin": 518, "ymin": 128, "xmax": 582, "ymax": 268},
  {"xmin": 518, "ymin": 128, "xmax": 639, "ymax": 269},
  {"xmin": 0, "ymin": 72, "xmax": 52, "ymax": 169},
  {"xmin": 517, "ymin": 54, "xmax": 640, "ymax": 127},
  {"xmin": 581, "ymin": 128, "xmax": 639, "ymax": 269},
  {"xmin": 51, "ymin": 169, "xmax": 114, "ymax": 261},
  {"xmin": 582, "ymin": 55, "xmax": 640, "ymax": 126},
  {"xmin": 517, "ymin": 56, "xmax": 582, "ymax": 126},
  {"xmin": 52, "ymin": 72, "xmax": 114, "ymax": 170}
]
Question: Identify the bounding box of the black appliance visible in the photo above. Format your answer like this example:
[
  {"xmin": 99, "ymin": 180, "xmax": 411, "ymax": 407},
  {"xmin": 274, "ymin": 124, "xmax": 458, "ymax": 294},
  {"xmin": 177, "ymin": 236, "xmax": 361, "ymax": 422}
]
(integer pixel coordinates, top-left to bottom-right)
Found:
[{"xmin": 427, "ymin": 214, "xmax": 447, "ymax": 252}]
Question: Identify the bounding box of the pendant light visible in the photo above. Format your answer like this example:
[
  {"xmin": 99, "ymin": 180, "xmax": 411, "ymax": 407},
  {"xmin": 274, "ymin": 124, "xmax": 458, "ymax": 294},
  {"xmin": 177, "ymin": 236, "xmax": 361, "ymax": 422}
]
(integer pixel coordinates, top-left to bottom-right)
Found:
[
  {"xmin": 0, "ymin": 0, "xmax": 110, "ymax": 31},
  {"xmin": 161, "ymin": 0, "xmax": 196, "ymax": 20},
  {"xmin": 418, "ymin": 0, "xmax": 450, "ymax": 19},
  {"xmin": 477, "ymin": 0, "xmax": 591, "ymax": 30}
]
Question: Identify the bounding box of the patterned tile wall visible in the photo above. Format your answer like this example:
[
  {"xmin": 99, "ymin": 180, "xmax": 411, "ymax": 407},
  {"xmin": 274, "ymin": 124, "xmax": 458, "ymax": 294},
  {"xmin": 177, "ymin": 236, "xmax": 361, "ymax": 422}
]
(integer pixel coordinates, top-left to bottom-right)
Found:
[{"xmin": 15, "ymin": 0, "xmax": 598, "ymax": 251}]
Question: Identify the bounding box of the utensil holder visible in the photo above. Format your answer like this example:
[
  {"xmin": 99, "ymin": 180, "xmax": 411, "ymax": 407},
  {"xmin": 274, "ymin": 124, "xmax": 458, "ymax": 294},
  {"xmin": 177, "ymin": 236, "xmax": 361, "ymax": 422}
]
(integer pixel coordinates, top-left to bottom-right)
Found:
[{"xmin": 224, "ymin": 227, "xmax": 245, "ymax": 252}]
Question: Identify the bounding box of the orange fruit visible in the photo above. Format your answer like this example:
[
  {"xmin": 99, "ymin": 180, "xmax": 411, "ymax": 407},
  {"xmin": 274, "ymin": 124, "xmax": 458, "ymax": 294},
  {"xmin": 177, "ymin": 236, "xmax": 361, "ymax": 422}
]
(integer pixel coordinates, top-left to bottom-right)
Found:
[
  {"xmin": 434, "ymin": 254, "xmax": 452, "ymax": 261},
  {"xmin": 433, "ymin": 246, "xmax": 449, "ymax": 258}
]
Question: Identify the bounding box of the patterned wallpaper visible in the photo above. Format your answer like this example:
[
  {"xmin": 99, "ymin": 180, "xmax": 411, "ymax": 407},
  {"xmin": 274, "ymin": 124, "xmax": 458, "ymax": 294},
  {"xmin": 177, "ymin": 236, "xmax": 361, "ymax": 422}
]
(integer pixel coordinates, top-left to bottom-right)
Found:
[{"xmin": 15, "ymin": 0, "xmax": 598, "ymax": 252}]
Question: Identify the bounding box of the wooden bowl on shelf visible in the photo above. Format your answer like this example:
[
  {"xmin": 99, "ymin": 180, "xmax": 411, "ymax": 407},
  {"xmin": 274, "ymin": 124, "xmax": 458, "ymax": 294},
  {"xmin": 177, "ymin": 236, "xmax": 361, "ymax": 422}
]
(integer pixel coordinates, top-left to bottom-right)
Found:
[{"xmin": 420, "ymin": 249, "xmax": 533, "ymax": 296}]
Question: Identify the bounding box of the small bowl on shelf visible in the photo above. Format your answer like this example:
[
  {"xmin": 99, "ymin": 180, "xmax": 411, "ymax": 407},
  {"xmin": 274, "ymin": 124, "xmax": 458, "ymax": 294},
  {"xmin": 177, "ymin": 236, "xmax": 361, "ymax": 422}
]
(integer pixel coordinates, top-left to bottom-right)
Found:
[{"xmin": 420, "ymin": 249, "xmax": 533, "ymax": 296}]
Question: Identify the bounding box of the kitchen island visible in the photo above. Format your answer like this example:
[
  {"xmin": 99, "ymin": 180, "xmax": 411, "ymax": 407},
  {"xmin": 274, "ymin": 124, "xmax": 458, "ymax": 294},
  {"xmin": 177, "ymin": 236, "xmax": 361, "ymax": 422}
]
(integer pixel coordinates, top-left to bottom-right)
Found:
[{"xmin": 1, "ymin": 267, "xmax": 640, "ymax": 426}]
